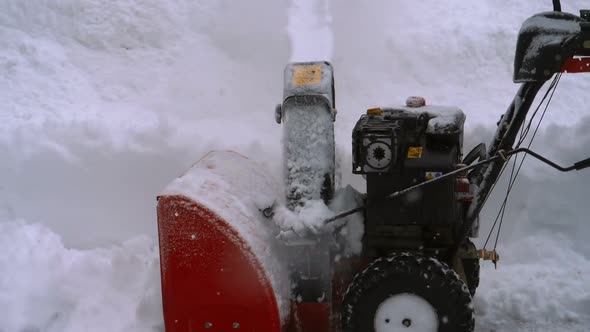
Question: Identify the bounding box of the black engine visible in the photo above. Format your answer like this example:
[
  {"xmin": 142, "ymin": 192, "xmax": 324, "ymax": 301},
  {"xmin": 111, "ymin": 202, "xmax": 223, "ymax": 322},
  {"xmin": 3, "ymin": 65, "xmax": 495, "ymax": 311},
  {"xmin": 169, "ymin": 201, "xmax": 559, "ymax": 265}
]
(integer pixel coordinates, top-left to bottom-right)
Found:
[{"xmin": 352, "ymin": 98, "xmax": 468, "ymax": 251}]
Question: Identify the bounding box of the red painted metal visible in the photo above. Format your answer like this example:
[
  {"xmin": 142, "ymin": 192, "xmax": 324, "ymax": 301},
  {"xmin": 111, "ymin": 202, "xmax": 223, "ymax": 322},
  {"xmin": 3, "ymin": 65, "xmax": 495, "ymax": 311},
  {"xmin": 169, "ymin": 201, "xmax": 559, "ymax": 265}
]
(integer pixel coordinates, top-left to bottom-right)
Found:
[
  {"xmin": 157, "ymin": 195, "xmax": 282, "ymax": 332},
  {"xmin": 561, "ymin": 56, "xmax": 590, "ymax": 73}
]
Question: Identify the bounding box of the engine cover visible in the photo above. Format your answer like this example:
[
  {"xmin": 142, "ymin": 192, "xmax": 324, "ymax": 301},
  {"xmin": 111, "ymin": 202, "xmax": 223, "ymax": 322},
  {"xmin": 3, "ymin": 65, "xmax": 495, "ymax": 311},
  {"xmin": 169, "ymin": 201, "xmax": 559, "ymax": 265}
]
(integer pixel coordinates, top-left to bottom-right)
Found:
[{"xmin": 352, "ymin": 106, "xmax": 466, "ymax": 247}]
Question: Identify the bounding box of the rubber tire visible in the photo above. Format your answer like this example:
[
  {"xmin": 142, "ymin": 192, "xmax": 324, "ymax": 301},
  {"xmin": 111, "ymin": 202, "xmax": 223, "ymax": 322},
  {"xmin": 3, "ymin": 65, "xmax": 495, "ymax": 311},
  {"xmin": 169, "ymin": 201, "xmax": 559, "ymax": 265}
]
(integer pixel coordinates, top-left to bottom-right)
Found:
[{"xmin": 342, "ymin": 253, "xmax": 474, "ymax": 332}]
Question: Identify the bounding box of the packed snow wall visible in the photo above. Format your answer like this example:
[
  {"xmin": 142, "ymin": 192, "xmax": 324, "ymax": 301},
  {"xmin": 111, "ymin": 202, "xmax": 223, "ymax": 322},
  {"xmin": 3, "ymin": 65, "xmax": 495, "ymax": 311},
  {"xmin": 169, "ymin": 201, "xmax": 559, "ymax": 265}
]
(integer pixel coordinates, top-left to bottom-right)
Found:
[{"xmin": 1, "ymin": 1, "xmax": 589, "ymax": 331}]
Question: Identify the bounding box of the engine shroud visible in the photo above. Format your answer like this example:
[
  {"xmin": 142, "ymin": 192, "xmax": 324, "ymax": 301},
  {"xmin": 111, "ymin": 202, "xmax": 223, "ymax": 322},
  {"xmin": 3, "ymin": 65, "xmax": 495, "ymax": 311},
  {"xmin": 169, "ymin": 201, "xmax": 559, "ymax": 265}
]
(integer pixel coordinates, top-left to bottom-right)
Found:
[{"xmin": 352, "ymin": 107, "xmax": 466, "ymax": 248}]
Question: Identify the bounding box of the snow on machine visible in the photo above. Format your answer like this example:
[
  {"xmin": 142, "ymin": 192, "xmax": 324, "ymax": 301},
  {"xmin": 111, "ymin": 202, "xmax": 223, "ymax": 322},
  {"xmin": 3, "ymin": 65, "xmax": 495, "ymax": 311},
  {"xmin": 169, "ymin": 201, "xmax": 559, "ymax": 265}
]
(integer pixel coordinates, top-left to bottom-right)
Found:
[{"xmin": 156, "ymin": 2, "xmax": 590, "ymax": 331}]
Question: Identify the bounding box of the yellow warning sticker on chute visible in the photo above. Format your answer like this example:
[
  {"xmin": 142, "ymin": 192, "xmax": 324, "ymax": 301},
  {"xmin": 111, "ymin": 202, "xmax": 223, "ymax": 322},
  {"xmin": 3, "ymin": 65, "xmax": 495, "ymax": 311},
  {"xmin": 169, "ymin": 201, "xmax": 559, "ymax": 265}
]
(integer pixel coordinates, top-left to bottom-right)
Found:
[
  {"xmin": 407, "ymin": 147, "xmax": 423, "ymax": 159},
  {"xmin": 292, "ymin": 65, "xmax": 322, "ymax": 86}
]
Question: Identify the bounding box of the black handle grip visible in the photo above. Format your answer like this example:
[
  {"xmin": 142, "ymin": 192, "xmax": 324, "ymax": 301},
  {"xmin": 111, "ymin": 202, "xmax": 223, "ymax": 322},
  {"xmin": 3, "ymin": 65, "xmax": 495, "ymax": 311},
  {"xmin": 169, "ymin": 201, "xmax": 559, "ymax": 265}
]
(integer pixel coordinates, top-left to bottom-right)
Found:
[{"xmin": 575, "ymin": 157, "xmax": 590, "ymax": 170}]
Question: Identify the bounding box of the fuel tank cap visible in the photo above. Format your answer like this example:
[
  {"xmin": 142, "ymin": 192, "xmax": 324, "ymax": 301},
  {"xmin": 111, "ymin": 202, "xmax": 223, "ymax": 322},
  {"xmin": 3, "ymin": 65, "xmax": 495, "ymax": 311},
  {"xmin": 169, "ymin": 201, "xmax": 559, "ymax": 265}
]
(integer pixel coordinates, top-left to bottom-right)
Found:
[{"xmin": 406, "ymin": 96, "xmax": 426, "ymax": 108}]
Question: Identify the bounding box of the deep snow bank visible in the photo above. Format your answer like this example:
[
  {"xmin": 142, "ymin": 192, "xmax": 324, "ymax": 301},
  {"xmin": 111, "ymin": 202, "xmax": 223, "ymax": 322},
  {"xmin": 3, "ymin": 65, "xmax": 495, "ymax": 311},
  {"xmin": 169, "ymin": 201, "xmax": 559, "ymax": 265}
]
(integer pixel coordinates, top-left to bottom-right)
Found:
[
  {"xmin": 0, "ymin": 0, "xmax": 289, "ymax": 245},
  {"xmin": 0, "ymin": 221, "xmax": 162, "ymax": 332},
  {"xmin": 1, "ymin": 0, "xmax": 590, "ymax": 331},
  {"xmin": 475, "ymin": 234, "xmax": 590, "ymax": 331}
]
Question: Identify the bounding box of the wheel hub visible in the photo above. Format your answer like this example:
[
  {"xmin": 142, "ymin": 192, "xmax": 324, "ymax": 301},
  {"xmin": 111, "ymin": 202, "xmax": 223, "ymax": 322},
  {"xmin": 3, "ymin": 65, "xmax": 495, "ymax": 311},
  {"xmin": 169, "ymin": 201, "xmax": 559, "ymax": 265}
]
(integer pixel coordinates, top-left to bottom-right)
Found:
[{"xmin": 374, "ymin": 293, "xmax": 438, "ymax": 332}]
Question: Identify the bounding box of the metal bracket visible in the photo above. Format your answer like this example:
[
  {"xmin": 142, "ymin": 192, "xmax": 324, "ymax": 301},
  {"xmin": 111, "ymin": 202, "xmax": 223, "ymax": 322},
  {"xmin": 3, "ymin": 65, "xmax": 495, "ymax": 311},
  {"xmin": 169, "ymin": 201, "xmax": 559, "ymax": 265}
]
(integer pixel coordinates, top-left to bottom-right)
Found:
[{"xmin": 478, "ymin": 249, "xmax": 500, "ymax": 268}]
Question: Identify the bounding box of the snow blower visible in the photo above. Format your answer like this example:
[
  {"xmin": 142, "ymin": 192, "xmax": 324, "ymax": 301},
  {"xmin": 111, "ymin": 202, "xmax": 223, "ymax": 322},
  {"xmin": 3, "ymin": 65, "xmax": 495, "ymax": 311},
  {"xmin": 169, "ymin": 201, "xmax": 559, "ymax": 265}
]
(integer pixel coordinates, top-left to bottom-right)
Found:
[{"xmin": 157, "ymin": 2, "xmax": 590, "ymax": 331}]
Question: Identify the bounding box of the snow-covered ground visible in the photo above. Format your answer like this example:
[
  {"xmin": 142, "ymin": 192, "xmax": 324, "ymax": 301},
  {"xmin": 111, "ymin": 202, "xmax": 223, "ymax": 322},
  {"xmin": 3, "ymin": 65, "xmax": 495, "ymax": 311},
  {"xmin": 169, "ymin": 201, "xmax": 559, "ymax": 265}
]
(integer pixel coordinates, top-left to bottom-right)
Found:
[{"xmin": 1, "ymin": 1, "xmax": 589, "ymax": 331}]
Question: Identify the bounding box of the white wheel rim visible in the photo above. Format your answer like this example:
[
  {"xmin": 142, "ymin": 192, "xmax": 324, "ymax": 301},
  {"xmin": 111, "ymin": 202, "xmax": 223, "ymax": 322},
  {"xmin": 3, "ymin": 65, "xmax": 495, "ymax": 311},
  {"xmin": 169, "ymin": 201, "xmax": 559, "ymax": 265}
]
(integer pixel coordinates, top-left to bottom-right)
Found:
[{"xmin": 374, "ymin": 293, "xmax": 439, "ymax": 332}]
